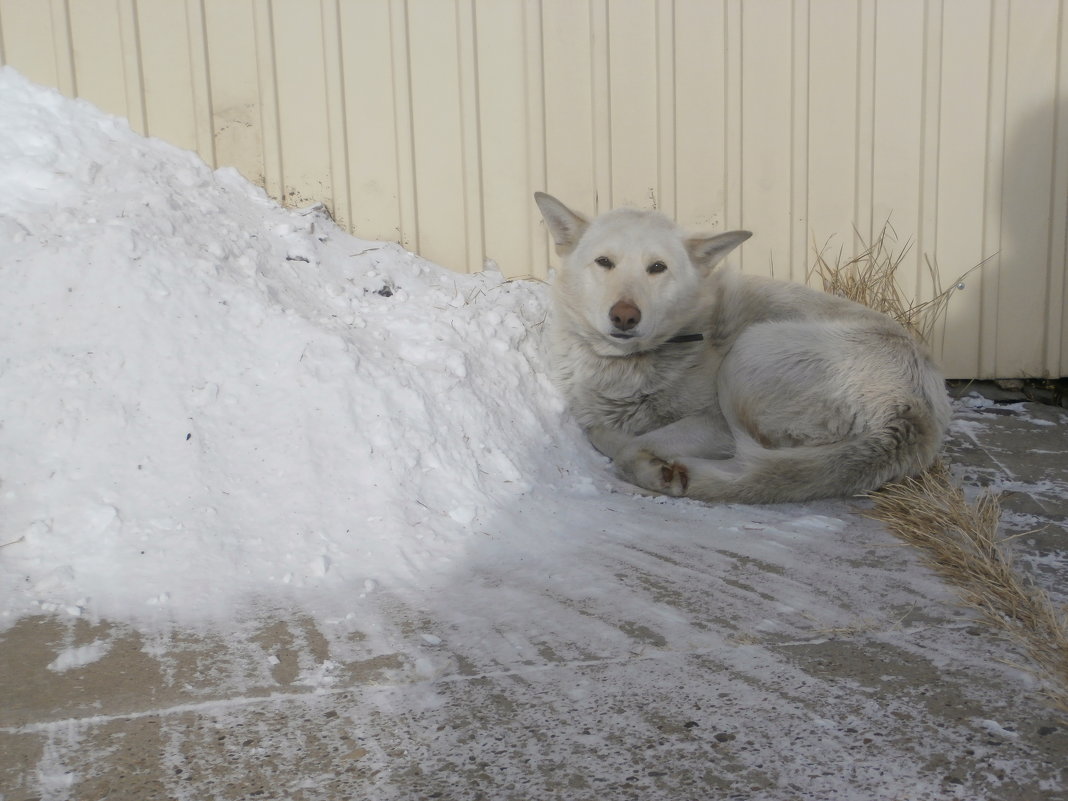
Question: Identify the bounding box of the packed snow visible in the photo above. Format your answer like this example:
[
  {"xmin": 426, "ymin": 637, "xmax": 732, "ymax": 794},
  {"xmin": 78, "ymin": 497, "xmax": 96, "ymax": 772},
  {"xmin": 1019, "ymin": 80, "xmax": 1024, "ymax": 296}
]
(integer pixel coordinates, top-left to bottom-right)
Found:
[{"xmin": 0, "ymin": 66, "xmax": 610, "ymax": 627}]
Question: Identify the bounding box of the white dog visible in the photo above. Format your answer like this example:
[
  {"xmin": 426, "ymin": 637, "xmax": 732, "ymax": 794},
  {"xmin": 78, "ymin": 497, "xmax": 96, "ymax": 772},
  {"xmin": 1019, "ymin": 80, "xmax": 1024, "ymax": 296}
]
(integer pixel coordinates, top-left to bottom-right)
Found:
[{"xmin": 534, "ymin": 192, "xmax": 951, "ymax": 504}]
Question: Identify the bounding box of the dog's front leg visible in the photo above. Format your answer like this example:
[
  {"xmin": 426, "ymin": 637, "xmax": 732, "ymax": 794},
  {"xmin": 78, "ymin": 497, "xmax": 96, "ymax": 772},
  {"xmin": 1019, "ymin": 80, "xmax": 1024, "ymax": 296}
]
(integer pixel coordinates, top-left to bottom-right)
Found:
[
  {"xmin": 588, "ymin": 414, "xmax": 735, "ymax": 496},
  {"xmin": 585, "ymin": 424, "xmax": 634, "ymax": 460}
]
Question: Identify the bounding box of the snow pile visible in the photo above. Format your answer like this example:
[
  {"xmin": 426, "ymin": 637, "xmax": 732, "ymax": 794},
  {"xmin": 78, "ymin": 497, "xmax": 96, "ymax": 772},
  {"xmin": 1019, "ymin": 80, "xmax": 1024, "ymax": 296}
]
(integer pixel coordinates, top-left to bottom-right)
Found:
[{"xmin": 0, "ymin": 67, "xmax": 598, "ymax": 626}]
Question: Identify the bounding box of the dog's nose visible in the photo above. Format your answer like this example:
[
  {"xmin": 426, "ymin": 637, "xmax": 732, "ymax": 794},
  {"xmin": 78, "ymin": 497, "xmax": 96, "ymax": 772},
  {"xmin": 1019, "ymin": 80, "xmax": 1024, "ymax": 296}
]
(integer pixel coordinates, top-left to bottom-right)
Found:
[{"xmin": 609, "ymin": 300, "xmax": 641, "ymax": 331}]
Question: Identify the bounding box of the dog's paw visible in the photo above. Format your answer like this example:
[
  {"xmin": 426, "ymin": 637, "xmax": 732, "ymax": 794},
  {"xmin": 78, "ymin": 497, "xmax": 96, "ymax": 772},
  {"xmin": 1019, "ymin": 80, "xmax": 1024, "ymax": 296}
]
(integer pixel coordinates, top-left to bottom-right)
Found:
[
  {"xmin": 628, "ymin": 450, "xmax": 689, "ymax": 496},
  {"xmin": 658, "ymin": 459, "xmax": 690, "ymax": 495}
]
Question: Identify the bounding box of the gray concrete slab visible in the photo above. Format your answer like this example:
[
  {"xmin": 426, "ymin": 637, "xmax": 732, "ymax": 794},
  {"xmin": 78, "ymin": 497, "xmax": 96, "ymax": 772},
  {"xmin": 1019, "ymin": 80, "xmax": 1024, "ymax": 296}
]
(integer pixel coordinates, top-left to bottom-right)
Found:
[{"xmin": 2, "ymin": 390, "xmax": 1067, "ymax": 801}]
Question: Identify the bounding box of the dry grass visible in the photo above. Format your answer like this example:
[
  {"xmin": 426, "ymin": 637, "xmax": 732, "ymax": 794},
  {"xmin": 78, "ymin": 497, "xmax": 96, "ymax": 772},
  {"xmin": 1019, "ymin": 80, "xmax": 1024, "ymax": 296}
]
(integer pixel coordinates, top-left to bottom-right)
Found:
[
  {"xmin": 729, "ymin": 632, "xmax": 762, "ymax": 646},
  {"xmin": 867, "ymin": 462, "xmax": 1068, "ymax": 714},
  {"xmin": 802, "ymin": 605, "xmax": 917, "ymax": 639},
  {"xmin": 811, "ymin": 226, "xmax": 1068, "ymax": 712},
  {"xmin": 809, "ymin": 221, "xmax": 987, "ymax": 344}
]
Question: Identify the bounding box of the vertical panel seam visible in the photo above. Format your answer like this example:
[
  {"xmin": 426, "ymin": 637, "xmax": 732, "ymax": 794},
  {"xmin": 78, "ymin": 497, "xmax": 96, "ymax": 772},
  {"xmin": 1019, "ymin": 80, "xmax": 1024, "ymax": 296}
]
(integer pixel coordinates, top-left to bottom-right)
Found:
[
  {"xmin": 118, "ymin": 0, "xmax": 148, "ymax": 134},
  {"xmin": 457, "ymin": 0, "xmax": 484, "ymax": 270},
  {"xmin": 186, "ymin": 0, "xmax": 217, "ymax": 168},
  {"xmin": 1046, "ymin": 0, "xmax": 1068, "ymax": 373},
  {"xmin": 50, "ymin": 0, "xmax": 76, "ymax": 96},
  {"xmin": 589, "ymin": 0, "xmax": 597, "ymax": 207},
  {"xmin": 725, "ymin": 0, "xmax": 742, "ymax": 239},
  {"xmin": 919, "ymin": 0, "xmax": 944, "ymax": 306},
  {"xmin": 590, "ymin": 0, "xmax": 612, "ymax": 210},
  {"xmin": 927, "ymin": 0, "xmax": 951, "ymax": 356},
  {"xmin": 918, "ymin": 0, "xmax": 929, "ymax": 296},
  {"xmin": 854, "ymin": 0, "xmax": 875, "ymax": 250},
  {"xmin": 791, "ymin": 0, "xmax": 809, "ymax": 283},
  {"xmin": 733, "ymin": 0, "xmax": 740, "ymax": 236},
  {"xmin": 981, "ymin": 0, "xmax": 996, "ymax": 376},
  {"xmin": 604, "ymin": 0, "xmax": 612, "ymax": 209},
  {"xmin": 320, "ymin": 0, "xmax": 351, "ymax": 230},
  {"xmin": 667, "ymin": 0, "xmax": 675, "ymax": 216},
  {"xmin": 656, "ymin": 0, "xmax": 676, "ymax": 217},
  {"xmin": 390, "ymin": 0, "xmax": 418, "ymax": 250},
  {"xmin": 853, "ymin": 0, "xmax": 862, "ymax": 247},
  {"xmin": 983, "ymin": 0, "xmax": 1009, "ymax": 377},
  {"xmin": 736, "ymin": 0, "xmax": 741, "ymax": 235},
  {"xmin": 252, "ymin": 0, "xmax": 284, "ymax": 201},
  {"xmin": 531, "ymin": 0, "xmax": 548, "ymax": 195},
  {"xmin": 525, "ymin": 0, "xmax": 548, "ymax": 275}
]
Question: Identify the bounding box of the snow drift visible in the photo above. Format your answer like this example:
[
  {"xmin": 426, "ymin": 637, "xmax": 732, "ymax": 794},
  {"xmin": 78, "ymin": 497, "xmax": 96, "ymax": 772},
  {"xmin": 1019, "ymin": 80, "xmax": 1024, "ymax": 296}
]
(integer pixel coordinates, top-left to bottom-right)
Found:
[{"xmin": 0, "ymin": 67, "xmax": 599, "ymax": 627}]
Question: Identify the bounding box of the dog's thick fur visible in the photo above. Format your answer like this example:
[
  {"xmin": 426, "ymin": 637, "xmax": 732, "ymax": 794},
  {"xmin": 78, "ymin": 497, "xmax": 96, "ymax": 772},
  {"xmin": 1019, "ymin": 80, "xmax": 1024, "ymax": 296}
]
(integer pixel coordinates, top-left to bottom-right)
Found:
[{"xmin": 535, "ymin": 192, "xmax": 951, "ymax": 504}]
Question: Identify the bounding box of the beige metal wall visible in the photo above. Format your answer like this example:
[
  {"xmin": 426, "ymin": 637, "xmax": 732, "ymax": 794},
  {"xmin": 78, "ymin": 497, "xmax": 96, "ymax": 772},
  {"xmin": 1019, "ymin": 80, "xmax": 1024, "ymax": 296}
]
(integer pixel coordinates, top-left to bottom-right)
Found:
[{"xmin": 1, "ymin": 0, "xmax": 1066, "ymax": 379}]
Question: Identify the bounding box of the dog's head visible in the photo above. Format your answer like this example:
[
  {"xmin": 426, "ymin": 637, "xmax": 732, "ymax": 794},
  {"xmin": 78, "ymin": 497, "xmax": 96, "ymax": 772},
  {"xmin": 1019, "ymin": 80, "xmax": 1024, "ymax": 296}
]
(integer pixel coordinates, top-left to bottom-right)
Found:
[{"xmin": 535, "ymin": 192, "xmax": 750, "ymax": 355}]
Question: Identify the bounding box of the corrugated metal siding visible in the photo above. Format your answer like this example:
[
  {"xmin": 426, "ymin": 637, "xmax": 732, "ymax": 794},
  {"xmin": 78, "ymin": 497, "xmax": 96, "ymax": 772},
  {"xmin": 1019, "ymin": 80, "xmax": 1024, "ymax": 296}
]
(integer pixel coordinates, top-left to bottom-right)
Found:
[{"xmin": 1, "ymin": 0, "xmax": 1065, "ymax": 379}]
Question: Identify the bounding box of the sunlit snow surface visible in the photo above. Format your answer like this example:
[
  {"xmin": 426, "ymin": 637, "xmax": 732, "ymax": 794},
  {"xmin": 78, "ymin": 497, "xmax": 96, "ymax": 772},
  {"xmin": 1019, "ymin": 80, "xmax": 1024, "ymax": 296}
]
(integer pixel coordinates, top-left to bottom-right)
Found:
[{"xmin": 0, "ymin": 65, "xmax": 605, "ymax": 626}]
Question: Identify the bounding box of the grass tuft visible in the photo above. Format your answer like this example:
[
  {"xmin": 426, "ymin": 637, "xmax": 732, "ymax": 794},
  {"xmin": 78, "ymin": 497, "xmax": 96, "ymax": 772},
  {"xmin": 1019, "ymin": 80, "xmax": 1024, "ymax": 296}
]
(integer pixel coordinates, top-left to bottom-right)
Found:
[
  {"xmin": 810, "ymin": 226, "xmax": 1067, "ymax": 713},
  {"xmin": 809, "ymin": 221, "xmax": 987, "ymax": 344},
  {"xmin": 867, "ymin": 462, "xmax": 1068, "ymax": 714}
]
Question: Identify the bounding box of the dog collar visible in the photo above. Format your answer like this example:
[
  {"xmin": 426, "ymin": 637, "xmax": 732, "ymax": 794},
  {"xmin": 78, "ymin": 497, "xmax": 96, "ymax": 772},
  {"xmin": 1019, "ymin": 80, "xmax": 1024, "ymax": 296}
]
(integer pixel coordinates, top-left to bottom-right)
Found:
[{"xmin": 665, "ymin": 333, "xmax": 704, "ymax": 343}]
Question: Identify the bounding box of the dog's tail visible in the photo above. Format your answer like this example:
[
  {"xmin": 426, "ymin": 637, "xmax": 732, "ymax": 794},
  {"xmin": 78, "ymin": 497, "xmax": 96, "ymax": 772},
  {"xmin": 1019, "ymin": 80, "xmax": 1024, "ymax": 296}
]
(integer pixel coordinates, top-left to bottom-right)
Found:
[{"xmin": 681, "ymin": 402, "xmax": 946, "ymax": 504}]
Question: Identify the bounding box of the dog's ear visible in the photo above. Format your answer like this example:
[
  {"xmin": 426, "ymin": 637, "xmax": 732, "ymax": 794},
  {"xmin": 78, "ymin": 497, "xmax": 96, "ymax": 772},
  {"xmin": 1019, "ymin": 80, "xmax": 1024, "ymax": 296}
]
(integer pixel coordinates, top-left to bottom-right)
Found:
[
  {"xmin": 534, "ymin": 192, "xmax": 589, "ymax": 256},
  {"xmin": 686, "ymin": 230, "xmax": 752, "ymax": 273}
]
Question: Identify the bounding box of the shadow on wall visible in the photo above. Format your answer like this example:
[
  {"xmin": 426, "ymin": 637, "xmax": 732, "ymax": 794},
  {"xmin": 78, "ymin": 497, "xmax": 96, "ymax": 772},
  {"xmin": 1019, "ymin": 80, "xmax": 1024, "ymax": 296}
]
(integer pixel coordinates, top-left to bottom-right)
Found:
[{"xmin": 984, "ymin": 95, "xmax": 1067, "ymax": 380}]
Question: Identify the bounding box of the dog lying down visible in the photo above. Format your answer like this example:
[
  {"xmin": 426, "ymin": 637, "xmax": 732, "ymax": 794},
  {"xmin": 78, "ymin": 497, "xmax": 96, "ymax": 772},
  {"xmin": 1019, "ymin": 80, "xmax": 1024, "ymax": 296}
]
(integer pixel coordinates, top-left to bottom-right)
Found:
[{"xmin": 534, "ymin": 192, "xmax": 951, "ymax": 504}]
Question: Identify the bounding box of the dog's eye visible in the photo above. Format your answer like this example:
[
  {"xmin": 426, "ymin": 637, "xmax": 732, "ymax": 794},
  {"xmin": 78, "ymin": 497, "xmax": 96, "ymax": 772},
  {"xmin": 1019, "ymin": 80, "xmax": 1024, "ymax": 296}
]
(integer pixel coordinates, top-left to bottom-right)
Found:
[
  {"xmin": 594, "ymin": 256, "xmax": 614, "ymax": 269},
  {"xmin": 647, "ymin": 261, "xmax": 668, "ymax": 274}
]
